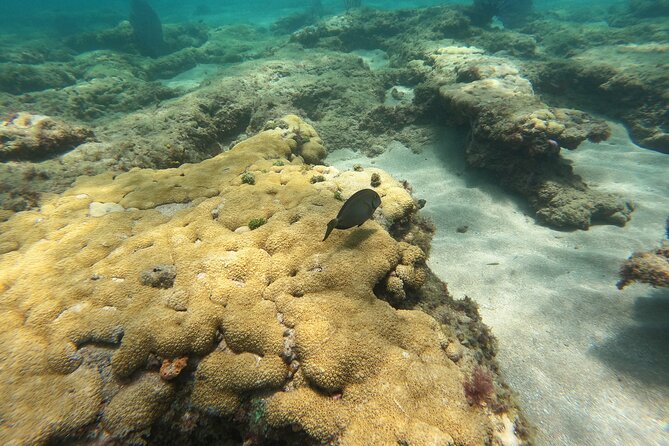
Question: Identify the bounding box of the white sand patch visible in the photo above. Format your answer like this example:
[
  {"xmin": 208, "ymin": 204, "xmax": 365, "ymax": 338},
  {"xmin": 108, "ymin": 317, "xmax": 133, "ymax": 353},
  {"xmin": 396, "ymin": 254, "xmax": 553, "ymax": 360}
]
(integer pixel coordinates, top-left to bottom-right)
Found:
[
  {"xmin": 350, "ymin": 49, "xmax": 390, "ymax": 71},
  {"xmin": 159, "ymin": 64, "xmax": 221, "ymax": 89},
  {"xmin": 328, "ymin": 122, "xmax": 669, "ymax": 445}
]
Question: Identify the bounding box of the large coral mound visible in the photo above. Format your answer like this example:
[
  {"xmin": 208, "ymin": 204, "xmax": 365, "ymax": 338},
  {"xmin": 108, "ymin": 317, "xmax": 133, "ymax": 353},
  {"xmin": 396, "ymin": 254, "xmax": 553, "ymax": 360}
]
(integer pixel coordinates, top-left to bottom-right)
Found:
[{"xmin": 0, "ymin": 116, "xmax": 525, "ymax": 445}]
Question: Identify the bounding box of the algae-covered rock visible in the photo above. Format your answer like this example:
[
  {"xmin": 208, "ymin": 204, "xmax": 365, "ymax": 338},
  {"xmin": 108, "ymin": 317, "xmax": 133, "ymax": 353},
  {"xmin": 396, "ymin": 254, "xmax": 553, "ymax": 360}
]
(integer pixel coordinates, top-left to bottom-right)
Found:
[
  {"xmin": 0, "ymin": 62, "xmax": 77, "ymax": 94},
  {"xmin": 0, "ymin": 112, "xmax": 94, "ymax": 161},
  {"xmin": 617, "ymin": 246, "xmax": 669, "ymax": 289},
  {"xmin": 531, "ymin": 43, "xmax": 669, "ymax": 154},
  {"xmin": 429, "ymin": 45, "xmax": 634, "ymax": 229},
  {"xmin": 617, "ymin": 221, "xmax": 669, "ymax": 289},
  {"xmin": 0, "ymin": 116, "xmax": 528, "ymax": 445}
]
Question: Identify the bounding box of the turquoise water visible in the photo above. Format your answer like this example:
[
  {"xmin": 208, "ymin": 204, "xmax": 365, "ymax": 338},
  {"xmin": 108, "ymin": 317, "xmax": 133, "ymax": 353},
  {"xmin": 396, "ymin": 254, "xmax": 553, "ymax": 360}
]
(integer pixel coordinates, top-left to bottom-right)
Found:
[
  {"xmin": 0, "ymin": 1, "xmax": 667, "ymax": 445},
  {"xmin": 0, "ymin": 0, "xmax": 630, "ymax": 32}
]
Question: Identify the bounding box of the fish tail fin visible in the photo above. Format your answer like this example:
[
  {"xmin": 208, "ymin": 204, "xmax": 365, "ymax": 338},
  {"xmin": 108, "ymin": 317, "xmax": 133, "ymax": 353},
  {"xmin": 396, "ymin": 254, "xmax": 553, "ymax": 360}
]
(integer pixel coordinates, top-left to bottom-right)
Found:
[{"xmin": 323, "ymin": 218, "xmax": 338, "ymax": 241}]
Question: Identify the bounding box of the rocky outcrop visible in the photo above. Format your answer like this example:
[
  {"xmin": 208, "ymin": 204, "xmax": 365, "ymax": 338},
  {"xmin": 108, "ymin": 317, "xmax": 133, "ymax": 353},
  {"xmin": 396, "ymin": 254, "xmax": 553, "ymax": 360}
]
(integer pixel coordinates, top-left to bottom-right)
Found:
[
  {"xmin": 427, "ymin": 45, "xmax": 634, "ymax": 229},
  {"xmin": 0, "ymin": 112, "xmax": 93, "ymax": 161}
]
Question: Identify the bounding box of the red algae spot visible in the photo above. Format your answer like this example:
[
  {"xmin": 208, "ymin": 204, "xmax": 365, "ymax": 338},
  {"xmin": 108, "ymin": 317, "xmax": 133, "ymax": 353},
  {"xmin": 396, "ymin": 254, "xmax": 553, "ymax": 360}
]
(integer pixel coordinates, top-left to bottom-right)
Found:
[{"xmin": 160, "ymin": 356, "xmax": 188, "ymax": 380}]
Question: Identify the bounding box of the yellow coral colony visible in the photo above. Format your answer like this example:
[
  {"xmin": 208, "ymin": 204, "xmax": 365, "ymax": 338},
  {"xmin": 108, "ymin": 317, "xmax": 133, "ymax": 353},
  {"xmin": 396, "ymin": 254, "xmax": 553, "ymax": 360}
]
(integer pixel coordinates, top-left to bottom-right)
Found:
[{"xmin": 0, "ymin": 116, "xmax": 509, "ymax": 445}]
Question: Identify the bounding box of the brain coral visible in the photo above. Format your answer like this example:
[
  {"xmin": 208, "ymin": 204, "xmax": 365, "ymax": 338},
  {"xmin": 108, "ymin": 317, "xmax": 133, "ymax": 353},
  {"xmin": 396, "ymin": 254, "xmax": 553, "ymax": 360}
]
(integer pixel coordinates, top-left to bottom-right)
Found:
[{"xmin": 0, "ymin": 115, "xmax": 526, "ymax": 445}]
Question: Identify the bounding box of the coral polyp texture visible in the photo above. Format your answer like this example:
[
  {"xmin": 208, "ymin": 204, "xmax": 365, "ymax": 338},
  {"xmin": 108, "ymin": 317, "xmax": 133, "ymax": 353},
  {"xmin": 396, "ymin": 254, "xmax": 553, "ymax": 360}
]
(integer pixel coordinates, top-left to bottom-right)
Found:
[{"xmin": 0, "ymin": 116, "xmax": 527, "ymax": 445}]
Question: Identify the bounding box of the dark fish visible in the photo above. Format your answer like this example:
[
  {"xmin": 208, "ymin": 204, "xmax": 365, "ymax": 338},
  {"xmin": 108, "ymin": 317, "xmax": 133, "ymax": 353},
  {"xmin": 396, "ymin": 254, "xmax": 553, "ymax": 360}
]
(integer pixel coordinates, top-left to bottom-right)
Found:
[
  {"xmin": 323, "ymin": 189, "xmax": 381, "ymax": 241},
  {"xmin": 129, "ymin": 0, "xmax": 166, "ymax": 58}
]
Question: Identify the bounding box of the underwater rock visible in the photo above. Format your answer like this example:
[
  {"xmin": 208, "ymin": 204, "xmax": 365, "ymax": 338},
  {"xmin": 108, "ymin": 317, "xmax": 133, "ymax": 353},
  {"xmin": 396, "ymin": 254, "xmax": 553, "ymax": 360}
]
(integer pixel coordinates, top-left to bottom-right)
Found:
[
  {"xmin": 466, "ymin": 0, "xmax": 534, "ymax": 28},
  {"xmin": 65, "ymin": 20, "xmax": 208, "ymax": 57},
  {"xmin": 617, "ymin": 246, "xmax": 669, "ymax": 289},
  {"xmin": 0, "ymin": 62, "xmax": 77, "ymax": 95},
  {"xmin": 627, "ymin": 0, "xmax": 669, "ymax": 18},
  {"xmin": 63, "ymin": 21, "xmax": 136, "ymax": 54},
  {"xmin": 290, "ymin": 7, "xmax": 471, "ymax": 51},
  {"xmin": 0, "ymin": 112, "xmax": 93, "ymax": 161},
  {"xmin": 530, "ymin": 43, "xmax": 669, "ymax": 154},
  {"xmin": 0, "ymin": 43, "xmax": 411, "ymax": 214},
  {"xmin": 0, "ymin": 116, "xmax": 529, "ymax": 445},
  {"xmin": 617, "ymin": 221, "xmax": 669, "ymax": 289},
  {"xmin": 429, "ymin": 45, "xmax": 634, "ymax": 229},
  {"xmin": 271, "ymin": 9, "xmax": 321, "ymax": 35}
]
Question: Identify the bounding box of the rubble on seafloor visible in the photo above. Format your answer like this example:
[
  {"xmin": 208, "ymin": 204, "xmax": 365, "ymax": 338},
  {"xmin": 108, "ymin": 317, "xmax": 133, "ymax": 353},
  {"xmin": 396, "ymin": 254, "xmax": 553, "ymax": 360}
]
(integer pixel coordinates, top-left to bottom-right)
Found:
[{"xmin": 0, "ymin": 116, "xmax": 531, "ymax": 445}]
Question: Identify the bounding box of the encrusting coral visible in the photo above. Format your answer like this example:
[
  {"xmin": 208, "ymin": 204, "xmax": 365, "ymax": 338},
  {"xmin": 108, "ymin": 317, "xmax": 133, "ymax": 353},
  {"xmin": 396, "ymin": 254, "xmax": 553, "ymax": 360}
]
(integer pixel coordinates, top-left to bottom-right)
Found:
[{"xmin": 0, "ymin": 115, "xmax": 527, "ymax": 445}]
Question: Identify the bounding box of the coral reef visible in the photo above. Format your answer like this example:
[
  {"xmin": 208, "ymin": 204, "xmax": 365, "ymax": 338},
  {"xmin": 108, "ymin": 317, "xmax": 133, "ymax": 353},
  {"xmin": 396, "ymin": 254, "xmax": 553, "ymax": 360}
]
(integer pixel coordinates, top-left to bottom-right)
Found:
[
  {"xmin": 285, "ymin": 7, "xmax": 638, "ymax": 229},
  {"xmin": 0, "ymin": 112, "xmax": 93, "ymax": 161},
  {"xmin": 0, "ymin": 116, "xmax": 527, "ymax": 445},
  {"xmin": 0, "ymin": 45, "xmax": 416, "ymax": 212}
]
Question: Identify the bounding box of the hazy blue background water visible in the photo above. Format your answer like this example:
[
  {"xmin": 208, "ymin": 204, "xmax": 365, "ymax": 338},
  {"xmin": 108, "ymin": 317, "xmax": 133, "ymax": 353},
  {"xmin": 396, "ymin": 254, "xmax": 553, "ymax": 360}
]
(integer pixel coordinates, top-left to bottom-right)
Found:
[{"xmin": 0, "ymin": 0, "xmax": 628, "ymax": 35}]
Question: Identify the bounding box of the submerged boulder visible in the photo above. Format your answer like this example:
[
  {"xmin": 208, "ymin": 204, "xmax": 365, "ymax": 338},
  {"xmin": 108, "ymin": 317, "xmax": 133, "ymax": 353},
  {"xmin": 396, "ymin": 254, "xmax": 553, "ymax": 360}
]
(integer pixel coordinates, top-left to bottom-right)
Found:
[
  {"xmin": 427, "ymin": 45, "xmax": 634, "ymax": 229},
  {"xmin": 0, "ymin": 112, "xmax": 93, "ymax": 161}
]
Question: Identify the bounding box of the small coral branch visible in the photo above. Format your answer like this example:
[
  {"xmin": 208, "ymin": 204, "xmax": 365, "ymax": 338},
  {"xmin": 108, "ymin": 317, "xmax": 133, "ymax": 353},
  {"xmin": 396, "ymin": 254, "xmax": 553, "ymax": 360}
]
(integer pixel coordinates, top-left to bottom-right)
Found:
[{"xmin": 463, "ymin": 365, "xmax": 495, "ymax": 406}]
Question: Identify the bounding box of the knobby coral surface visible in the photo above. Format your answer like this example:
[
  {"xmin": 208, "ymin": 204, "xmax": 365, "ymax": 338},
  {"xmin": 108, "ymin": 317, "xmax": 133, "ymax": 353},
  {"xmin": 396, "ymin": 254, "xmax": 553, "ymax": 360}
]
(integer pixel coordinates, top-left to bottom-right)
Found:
[{"xmin": 0, "ymin": 116, "xmax": 527, "ymax": 445}]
